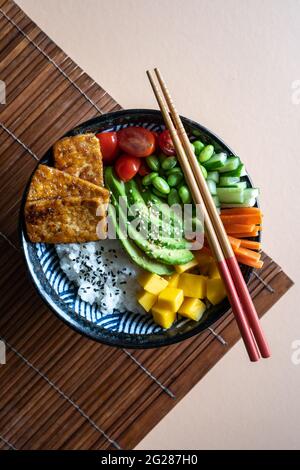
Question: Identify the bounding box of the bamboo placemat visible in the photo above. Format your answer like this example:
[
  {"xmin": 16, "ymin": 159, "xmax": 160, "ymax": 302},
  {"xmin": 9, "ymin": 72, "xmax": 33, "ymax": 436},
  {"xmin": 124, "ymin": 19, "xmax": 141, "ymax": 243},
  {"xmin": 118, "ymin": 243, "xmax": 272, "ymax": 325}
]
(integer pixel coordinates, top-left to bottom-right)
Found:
[{"xmin": 0, "ymin": 0, "xmax": 293, "ymax": 450}]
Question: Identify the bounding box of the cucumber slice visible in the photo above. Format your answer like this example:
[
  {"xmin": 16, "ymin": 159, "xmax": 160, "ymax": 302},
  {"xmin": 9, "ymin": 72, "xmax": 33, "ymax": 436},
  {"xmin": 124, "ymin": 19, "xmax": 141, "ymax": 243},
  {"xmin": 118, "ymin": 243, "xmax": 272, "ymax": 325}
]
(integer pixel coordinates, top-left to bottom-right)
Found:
[
  {"xmin": 221, "ymin": 198, "xmax": 256, "ymax": 208},
  {"xmin": 206, "ymin": 179, "xmax": 217, "ymax": 195},
  {"xmin": 212, "ymin": 195, "xmax": 220, "ymax": 208},
  {"xmin": 220, "ymin": 181, "xmax": 247, "ymax": 190},
  {"xmin": 202, "ymin": 152, "xmax": 227, "ymax": 170},
  {"xmin": 243, "ymin": 188, "xmax": 259, "ymax": 202},
  {"xmin": 218, "ymin": 156, "xmax": 240, "ymax": 173},
  {"xmin": 223, "ymin": 163, "xmax": 246, "ymax": 177},
  {"xmin": 216, "ymin": 187, "xmax": 244, "ymax": 204},
  {"xmin": 219, "ymin": 176, "xmax": 240, "ymax": 186},
  {"xmin": 207, "ymin": 171, "xmax": 219, "ymax": 183}
]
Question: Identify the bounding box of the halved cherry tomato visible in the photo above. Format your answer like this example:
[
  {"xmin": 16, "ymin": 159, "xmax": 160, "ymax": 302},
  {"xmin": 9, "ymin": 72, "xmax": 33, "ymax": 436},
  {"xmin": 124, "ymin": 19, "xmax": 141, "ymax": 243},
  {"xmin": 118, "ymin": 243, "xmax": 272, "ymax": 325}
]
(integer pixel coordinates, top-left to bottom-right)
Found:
[
  {"xmin": 158, "ymin": 129, "xmax": 175, "ymax": 155},
  {"xmin": 118, "ymin": 127, "xmax": 155, "ymax": 157},
  {"xmin": 152, "ymin": 131, "xmax": 160, "ymax": 151},
  {"xmin": 138, "ymin": 160, "xmax": 150, "ymax": 176},
  {"xmin": 96, "ymin": 132, "xmax": 118, "ymax": 164},
  {"xmin": 115, "ymin": 154, "xmax": 141, "ymax": 182}
]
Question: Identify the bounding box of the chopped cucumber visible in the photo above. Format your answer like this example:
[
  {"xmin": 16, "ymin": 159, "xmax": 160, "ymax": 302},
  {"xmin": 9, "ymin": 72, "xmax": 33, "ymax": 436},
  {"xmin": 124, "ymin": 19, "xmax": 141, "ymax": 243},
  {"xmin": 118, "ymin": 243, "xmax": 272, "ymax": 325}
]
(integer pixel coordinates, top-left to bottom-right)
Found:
[
  {"xmin": 202, "ymin": 152, "xmax": 227, "ymax": 170},
  {"xmin": 219, "ymin": 176, "xmax": 240, "ymax": 186},
  {"xmin": 218, "ymin": 156, "xmax": 240, "ymax": 173},
  {"xmin": 216, "ymin": 187, "xmax": 244, "ymax": 204},
  {"xmin": 212, "ymin": 195, "xmax": 220, "ymax": 208},
  {"xmin": 221, "ymin": 181, "xmax": 247, "ymax": 190},
  {"xmin": 223, "ymin": 163, "xmax": 246, "ymax": 177},
  {"xmin": 206, "ymin": 179, "xmax": 217, "ymax": 195},
  {"xmin": 207, "ymin": 171, "xmax": 219, "ymax": 183},
  {"xmin": 243, "ymin": 188, "xmax": 259, "ymax": 202},
  {"xmin": 221, "ymin": 198, "xmax": 256, "ymax": 208}
]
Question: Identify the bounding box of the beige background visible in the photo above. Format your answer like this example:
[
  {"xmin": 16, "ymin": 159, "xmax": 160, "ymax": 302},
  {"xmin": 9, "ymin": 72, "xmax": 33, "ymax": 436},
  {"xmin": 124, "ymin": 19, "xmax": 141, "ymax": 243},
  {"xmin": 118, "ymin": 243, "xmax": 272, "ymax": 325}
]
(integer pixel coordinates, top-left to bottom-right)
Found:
[{"xmin": 16, "ymin": 0, "xmax": 299, "ymax": 449}]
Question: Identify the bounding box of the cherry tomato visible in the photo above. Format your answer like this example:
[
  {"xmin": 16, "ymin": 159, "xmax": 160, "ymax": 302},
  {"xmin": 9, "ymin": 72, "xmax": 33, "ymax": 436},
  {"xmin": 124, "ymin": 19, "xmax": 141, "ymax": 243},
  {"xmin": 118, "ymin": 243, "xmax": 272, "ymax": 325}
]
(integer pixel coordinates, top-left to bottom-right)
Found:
[
  {"xmin": 158, "ymin": 129, "xmax": 175, "ymax": 156},
  {"xmin": 96, "ymin": 132, "xmax": 118, "ymax": 164},
  {"xmin": 138, "ymin": 161, "xmax": 150, "ymax": 176},
  {"xmin": 115, "ymin": 154, "xmax": 141, "ymax": 182},
  {"xmin": 152, "ymin": 131, "xmax": 160, "ymax": 151},
  {"xmin": 118, "ymin": 127, "xmax": 155, "ymax": 157}
]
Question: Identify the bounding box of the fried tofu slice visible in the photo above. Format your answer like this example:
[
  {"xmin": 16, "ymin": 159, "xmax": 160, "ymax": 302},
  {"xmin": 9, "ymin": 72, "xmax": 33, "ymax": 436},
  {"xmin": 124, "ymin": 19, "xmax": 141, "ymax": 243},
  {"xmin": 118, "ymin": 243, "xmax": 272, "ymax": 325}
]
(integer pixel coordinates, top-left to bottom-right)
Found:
[
  {"xmin": 53, "ymin": 134, "xmax": 103, "ymax": 185},
  {"xmin": 27, "ymin": 164, "xmax": 109, "ymax": 201},
  {"xmin": 25, "ymin": 197, "xmax": 108, "ymax": 243}
]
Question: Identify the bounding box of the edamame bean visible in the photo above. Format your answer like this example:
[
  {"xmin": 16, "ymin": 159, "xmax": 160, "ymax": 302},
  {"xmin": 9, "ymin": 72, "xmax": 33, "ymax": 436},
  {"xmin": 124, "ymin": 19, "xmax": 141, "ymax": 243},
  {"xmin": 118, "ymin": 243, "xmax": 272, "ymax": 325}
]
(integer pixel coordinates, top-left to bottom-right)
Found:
[
  {"xmin": 146, "ymin": 155, "xmax": 160, "ymax": 171},
  {"xmin": 161, "ymin": 156, "xmax": 177, "ymax": 171},
  {"xmin": 167, "ymin": 167, "xmax": 183, "ymax": 176},
  {"xmin": 178, "ymin": 185, "xmax": 192, "ymax": 204},
  {"xmin": 142, "ymin": 172, "xmax": 159, "ymax": 186},
  {"xmin": 192, "ymin": 129, "xmax": 202, "ymax": 137},
  {"xmin": 152, "ymin": 176, "xmax": 170, "ymax": 195},
  {"xmin": 199, "ymin": 144, "xmax": 214, "ymax": 163},
  {"xmin": 152, "ymin": 187, "xmax": 168, "ymax": 199},
  {"xmin": 167, "ymin": 173, "xmax": 183, "ymax": 187},
  {"xmin": 168, "ymin": 188, "xmax": 181, "ymax": 206},
  {"xmin": 200, "ymin": 165, "xmax": 207, "ymax": 179},
  {"xmin": 192, "ymin": 140, "xmax": 205, "ymax": 156}
]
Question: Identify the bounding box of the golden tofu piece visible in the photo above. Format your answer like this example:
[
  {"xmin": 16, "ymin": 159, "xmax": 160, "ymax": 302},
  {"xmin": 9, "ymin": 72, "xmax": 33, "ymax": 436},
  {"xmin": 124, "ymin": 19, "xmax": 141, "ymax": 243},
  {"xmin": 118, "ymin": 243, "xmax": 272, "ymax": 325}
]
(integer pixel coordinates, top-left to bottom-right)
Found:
[
  {"xmin": 25, "ymin": 197, "xmax": 107, "ymax": 243},
  {"xmin": 27, "ymin": 165, "xmax": 109, "ymax": 201},
  {"xmin": 53, "ymin": 134, "xmax": 104, "ymax": 185}
]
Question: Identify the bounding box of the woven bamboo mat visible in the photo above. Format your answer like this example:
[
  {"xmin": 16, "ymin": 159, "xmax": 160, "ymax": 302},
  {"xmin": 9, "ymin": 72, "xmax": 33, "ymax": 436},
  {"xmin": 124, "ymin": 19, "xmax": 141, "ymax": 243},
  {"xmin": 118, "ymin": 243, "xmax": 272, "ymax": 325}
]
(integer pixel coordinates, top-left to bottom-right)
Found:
[{"xmin": 0, "ymin": 0, "xmax": 294, "ymax": 451}]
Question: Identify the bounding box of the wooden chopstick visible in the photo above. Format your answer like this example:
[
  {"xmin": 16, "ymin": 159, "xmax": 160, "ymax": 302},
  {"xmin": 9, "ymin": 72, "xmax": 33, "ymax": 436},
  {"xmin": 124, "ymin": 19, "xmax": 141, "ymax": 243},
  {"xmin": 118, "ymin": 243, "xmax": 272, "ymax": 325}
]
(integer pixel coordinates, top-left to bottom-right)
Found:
[
  {"xmin": 153, "ymin": 68, "xmax": 271, "ymax": 359},
  {"xmin": 146, "ymin": 70, "xmax": 260, "ymax": 362}
]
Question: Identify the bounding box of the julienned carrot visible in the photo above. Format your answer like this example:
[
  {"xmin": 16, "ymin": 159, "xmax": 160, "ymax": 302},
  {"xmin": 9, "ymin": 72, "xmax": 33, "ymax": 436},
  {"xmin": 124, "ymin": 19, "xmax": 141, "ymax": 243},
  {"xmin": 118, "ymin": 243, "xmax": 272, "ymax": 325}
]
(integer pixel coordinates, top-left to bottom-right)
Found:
[
  {"xmin": 224, "ymin": 223, "xmax": 256, "ymax": 234},
  {"xmin": 220, "ymin": 214, "xmax": 263, "ymax": 225},
  {"xmin": 232, "ymin": 231, "xmax": 259, "ymax": 238},
  {"xmin": 235, "ymin": 254, "xmax": 264, "ymax": 269},
  {"xmin": 240, "ymin": 239, "xmax": 261, "ymax": 250},
  {"xmin": 234, "ymin": 246, "xmax": 261, "ymax": 262},
  {"xmin": 220, "ymin": 207, "xmax": 262, "ymax": 216},
  {"xmin": 228, "ymin": 236, "xmax": 241, "ymax": 250}
]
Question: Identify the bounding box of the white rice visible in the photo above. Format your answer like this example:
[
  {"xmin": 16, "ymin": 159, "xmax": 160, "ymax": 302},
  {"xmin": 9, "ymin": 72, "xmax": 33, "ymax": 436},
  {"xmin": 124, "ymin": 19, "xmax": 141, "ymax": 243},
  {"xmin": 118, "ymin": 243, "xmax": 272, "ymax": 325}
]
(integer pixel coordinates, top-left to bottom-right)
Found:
[{"xmin": 56, "ymin": 239, "xmax": 144, "ymax": 315}]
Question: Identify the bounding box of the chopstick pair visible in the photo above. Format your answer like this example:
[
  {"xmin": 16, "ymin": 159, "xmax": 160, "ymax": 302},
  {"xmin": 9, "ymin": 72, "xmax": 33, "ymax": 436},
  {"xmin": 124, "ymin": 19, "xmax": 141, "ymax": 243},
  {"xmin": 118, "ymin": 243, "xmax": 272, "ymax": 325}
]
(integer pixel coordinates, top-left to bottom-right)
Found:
[{"xmin": 146, "ymin": 68, "xmax": 271, "ymax": 362}]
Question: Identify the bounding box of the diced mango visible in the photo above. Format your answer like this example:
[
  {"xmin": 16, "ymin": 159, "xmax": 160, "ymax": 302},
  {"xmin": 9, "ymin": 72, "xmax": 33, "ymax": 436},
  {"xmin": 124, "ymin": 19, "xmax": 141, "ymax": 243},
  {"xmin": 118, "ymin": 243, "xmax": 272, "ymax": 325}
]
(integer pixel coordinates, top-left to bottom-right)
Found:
[
  {"xmin": 178, "ymin": 298, "xmax": 206, "ymax": 321},
  {"xmin": 208, "ymin": 262, "xmax": 221, "ymax": 279},
  {"xmin": 137, "ymin": 291, "xmax": 157, "ymax": 312},
  {"xmin": 194, "ymin": 251, "xmax": 213, "ymax": 267},
  {"xmin": 151, "ymin": 305, "xmax": 176, "ymax": 329},
  {"xmin": 175, "ymin": 258, "xmax": 199, "ymax": 274},
  {"xmin": 164, "ymin": 273, "xmax": 180, "ymax": 287},
  {"xmin": 138, "ymin": 272, "xmax": 168, "ymax": 295},
  {"xmin": 206, "ymin": 278, "xmax": 227, "ymax": 305},
  {"xmin": 156, "ymin": 287, "xmax": 184, "ymax": 312},
  {"xmin": 178, "ymin": 273, "xmax": 207, "ymax": 298}
]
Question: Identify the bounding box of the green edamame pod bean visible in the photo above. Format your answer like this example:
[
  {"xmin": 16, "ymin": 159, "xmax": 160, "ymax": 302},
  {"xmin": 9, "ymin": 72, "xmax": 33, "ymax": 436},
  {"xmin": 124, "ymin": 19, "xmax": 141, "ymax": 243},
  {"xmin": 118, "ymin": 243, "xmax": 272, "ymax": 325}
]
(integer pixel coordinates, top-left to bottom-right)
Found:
[
  {"xmin": 166, "ymin": 167, "xmax": 183, "ymax": 176},
  {"xmin": 178, "ymin": 185, "xmax": 192, "ymax": 204},
  {"xmin": 199, "ymin": 144, "xmax": 214, "ymax": 163},
  {"xmin": 161, "ymin": 156, "xmax": 177, "ymax": 171},
  {"xmin": 152, "ymin": 176, "xmax": 170, "ymax": 195},
  {"xmin": 152, "ymin": 187, "xmax": 168, "ymax": 199},
  {"xmin": 146, "ymin": 155, "xmax": 160, "ymax": 171},
  {"xmin": 192, "ymin": 129, "xmax": 202, "ymax": 137},
  {"xmin": 192, "ymin": 140, "xmax": 205, "ymax": 156},
  {"xmin": 142, "ymin": 172, "xmax": 159, "ymax": 186},
  {"xmin": 167, "ymin": 173, "xmax": 183, "ymax": 187},
  {"xmin": 168, "ymin": 188, "xmax": 181, "ymax": 206},
  {"xmin": 200, "ymin": 165, "xmax": 207, "ymax": 179}
]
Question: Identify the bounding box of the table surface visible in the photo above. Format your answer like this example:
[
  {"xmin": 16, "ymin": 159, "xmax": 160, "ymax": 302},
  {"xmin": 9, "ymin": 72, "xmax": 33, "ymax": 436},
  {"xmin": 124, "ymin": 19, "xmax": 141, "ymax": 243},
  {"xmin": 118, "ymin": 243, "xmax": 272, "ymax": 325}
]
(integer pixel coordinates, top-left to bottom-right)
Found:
[{"xmin": 11, "ymin": 0, "xmax": 300, "ymax": 450}]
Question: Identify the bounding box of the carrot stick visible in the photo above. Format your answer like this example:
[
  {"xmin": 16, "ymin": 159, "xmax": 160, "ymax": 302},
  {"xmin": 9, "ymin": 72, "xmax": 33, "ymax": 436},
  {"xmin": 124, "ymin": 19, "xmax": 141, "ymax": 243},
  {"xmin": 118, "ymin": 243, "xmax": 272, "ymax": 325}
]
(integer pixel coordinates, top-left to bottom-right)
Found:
[
  {"xmin": 224, "ymin": 223, "xmax": 256, "ymax": 234},
  {"xmin": 232, "ymin": 231, "xmax": 259, "ymax": 238},
  {"xmin": 236, "ymin": 254, "xmax": 264, "ymax": 269},
  {"xmin": 240, "ymin": 239, "xmax": 261, "ymax": 250},
  {"xmin": 220, "ymin": 207, "xmax": 262, "ymax": 216},
  {"xmin": 234, "ymin": 246, "xmax": 261, "ymax": 262},
  {"xmin": 220, "ymin": 214, "xmax": 263, "ymax": 225},
  {"xmin": 228, "ymin": 236, "xmax": 241, "ymax": 250}
]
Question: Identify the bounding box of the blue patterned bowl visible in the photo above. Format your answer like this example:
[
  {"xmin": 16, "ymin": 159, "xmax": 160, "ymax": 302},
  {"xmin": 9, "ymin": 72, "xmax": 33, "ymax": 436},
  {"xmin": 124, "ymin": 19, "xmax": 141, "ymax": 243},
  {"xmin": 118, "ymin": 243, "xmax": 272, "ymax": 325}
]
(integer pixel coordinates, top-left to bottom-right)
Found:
[{"xmin": 20, "ymin": 109, "xmax": 254, "ymax": 348}]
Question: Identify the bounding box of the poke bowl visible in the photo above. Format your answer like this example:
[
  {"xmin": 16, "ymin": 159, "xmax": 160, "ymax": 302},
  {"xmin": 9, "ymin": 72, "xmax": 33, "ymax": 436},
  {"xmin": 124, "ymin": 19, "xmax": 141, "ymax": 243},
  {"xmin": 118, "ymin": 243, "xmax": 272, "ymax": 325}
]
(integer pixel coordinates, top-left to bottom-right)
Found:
[{"xmin": 20, "ymin": 109, "xmax": 261, "ymax": 348}]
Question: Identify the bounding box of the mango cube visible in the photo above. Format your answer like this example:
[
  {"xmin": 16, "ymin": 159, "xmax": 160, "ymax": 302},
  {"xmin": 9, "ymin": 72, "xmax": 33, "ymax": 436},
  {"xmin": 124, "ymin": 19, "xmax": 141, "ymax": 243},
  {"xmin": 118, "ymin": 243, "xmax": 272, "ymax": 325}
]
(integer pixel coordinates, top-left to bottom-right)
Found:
[
  {"xmin": 208, "ymin": 262, "xmax": 221, "ymax": 279},
  {"xmin": 164, "ymin": 273, "xmax": 180, "ymax": 287},
  {"xmin": 194, "ymin": 251, "xmax": 213, "ymax": 267},
  {"xmin": 151, "ymin": 305, "xmax": 176, "ymax": 329},
  {"xmin": 175, "ymin": 258, "xmax": 199, "ymax": 274},
  {"xmin": 138, "ymin": 272, "xmax": 168, "ymax": 295},
  {"xmin": 206, "ymin": 278, "xmax": 227, "ymax": 305},
  {"xmin": 137, "ymin": 291, "xmax": 157, "ymax": 312},
  {"xmin": 178, "ymin": 273, "xmax": 207, "ymax": 298},
  {"xmin": 157, "ymin": 287, "xmax": 184, "ymax": 312},
  {"xmin": 178, "ymin": 298, "xmax": 206, "ymax": 321}
]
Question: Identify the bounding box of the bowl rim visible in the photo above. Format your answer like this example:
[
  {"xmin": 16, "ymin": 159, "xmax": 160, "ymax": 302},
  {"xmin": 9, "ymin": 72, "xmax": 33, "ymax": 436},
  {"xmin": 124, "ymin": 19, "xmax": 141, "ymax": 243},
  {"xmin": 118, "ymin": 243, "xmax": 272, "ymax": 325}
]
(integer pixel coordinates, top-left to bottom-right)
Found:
[{"xmin": 19, "ymin": 108, "xmax": 258, "ymax": 349}]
